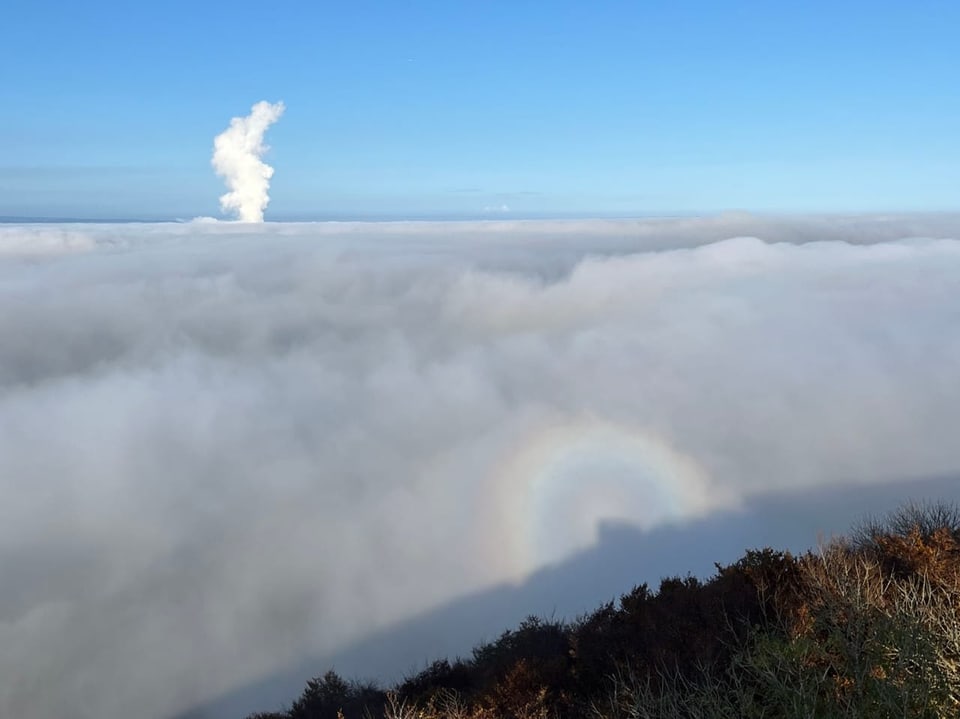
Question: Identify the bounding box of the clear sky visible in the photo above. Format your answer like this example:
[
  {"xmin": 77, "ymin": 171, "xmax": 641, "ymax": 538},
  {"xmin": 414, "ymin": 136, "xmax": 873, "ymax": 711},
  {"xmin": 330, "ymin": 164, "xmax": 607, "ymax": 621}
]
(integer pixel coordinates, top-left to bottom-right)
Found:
[{"xmin": 3, "ymin": 1, "xmax": 958, "ymax": 219}]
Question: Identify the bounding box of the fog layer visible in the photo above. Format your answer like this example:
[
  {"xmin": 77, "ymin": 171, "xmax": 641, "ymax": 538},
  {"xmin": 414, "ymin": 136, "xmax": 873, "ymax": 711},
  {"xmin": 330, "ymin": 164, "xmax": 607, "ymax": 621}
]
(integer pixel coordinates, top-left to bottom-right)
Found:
[{"xmin": 1, "ymin": 214, "xmax": 959, "ymax": 719}]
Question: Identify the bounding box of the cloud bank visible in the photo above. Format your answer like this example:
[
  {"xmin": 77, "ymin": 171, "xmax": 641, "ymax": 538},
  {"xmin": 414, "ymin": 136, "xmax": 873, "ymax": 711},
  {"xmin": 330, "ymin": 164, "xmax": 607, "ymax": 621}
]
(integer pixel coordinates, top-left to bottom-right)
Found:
[
  {"xmin": 0, "ymin": 226, "xmax": 97, "ymax": 257},
  {"xmin": 1, "ymin": 214, "xmax": 960, "ymax": 718},
  {"xmin": 211, "ymin": 101, "xmax": 285, "ymax": 222}
]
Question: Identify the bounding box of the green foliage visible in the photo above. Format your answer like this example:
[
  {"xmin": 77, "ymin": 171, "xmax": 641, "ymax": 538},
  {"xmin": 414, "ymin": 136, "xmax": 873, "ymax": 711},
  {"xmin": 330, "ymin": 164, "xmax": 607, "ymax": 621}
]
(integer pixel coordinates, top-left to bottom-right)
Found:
[
  {"xmin": 396, "ymin": 659, "xmax": 474, "ymax": 707},
  {"xmin": 248, "ymin": 501, "xmax": 960, "ymax": 719},
  {"xmin": 286, "ymin": 671, "xmax": 385, "ymax": 719}
]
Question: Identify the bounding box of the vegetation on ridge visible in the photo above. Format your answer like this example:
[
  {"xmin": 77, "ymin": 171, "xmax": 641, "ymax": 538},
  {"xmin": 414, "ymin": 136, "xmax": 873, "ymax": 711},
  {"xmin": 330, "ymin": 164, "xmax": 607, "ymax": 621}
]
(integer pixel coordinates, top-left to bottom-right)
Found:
[{"xmin": 247, "ymin": 502, "xmax": 960, "ymax": 719}]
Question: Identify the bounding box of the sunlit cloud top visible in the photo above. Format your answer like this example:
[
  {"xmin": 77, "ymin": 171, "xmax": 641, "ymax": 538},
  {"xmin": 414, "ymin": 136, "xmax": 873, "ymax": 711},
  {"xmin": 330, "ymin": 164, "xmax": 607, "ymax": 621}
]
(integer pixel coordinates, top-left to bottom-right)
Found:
[{"xmin": 2, "ymin": 215, "xmax": 960, "ymax": 718}]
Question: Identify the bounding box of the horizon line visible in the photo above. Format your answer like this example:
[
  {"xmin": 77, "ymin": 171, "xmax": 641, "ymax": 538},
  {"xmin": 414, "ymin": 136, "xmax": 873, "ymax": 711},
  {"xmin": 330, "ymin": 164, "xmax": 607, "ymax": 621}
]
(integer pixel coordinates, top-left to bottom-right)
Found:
[{"xmin": 4, "ymin": 209, "xmax": 960, "ymax": 225}]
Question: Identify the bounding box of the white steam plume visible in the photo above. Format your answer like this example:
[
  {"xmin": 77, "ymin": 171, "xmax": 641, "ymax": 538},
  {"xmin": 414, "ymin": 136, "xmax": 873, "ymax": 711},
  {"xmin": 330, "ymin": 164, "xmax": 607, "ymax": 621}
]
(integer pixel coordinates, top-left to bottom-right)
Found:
[{"xmin": 211, "ymin": 101, "xmax": 285, "ymax": 222}]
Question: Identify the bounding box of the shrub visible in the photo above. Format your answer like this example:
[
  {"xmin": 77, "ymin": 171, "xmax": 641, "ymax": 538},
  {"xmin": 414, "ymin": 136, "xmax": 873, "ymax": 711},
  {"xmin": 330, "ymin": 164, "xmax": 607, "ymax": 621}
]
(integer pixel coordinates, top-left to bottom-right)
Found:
[{"xmin": 248, "ymin": 502, "xmax": 960, "ymax": 719}]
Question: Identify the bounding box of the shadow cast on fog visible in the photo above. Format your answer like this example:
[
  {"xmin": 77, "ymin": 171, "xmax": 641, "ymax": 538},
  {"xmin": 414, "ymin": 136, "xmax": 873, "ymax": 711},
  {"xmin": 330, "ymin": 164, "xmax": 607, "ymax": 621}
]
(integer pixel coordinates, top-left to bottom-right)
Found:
[{"xmin": 177, "ymin": 474, "xmax": 960, "ymax": 719}]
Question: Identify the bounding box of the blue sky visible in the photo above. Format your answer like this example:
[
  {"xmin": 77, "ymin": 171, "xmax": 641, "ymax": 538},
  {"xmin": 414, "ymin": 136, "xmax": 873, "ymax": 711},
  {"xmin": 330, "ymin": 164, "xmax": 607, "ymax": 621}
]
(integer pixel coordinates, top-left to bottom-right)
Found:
[{"xmin": 3, "ymin": 1, "xmax": 958, "ymax": 219}]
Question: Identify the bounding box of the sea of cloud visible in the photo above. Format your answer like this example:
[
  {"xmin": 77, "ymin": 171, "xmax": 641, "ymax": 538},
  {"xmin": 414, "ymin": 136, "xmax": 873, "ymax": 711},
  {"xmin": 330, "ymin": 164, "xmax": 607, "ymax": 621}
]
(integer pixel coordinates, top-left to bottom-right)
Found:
[{"xmin": 2, "ymin": 213, "xmax": 959, "ymax": 719}]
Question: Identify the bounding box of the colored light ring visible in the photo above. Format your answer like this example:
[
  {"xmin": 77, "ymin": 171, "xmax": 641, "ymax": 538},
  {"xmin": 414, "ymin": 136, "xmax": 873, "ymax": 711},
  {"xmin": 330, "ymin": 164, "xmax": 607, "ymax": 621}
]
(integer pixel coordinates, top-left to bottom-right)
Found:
[{"xmin": 481, "ymin": 416, "xmax": 733, "ymax": 578}]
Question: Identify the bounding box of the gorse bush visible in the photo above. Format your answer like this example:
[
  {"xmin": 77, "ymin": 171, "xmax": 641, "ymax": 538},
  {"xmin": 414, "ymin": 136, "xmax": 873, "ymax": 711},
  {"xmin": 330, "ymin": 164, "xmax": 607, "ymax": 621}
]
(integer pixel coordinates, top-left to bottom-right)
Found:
[
  {"xmin": 248, "ymin": 502, "xmax": 960, "ymax": 719},
  {"xmin": 852, "ymin": 501, "xmax": 960, "ymax": 550}
]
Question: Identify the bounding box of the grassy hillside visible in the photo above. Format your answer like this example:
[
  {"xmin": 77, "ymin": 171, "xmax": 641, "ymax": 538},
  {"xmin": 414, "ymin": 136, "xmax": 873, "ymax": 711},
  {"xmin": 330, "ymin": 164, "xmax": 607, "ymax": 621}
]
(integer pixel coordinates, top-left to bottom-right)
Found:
[{"xmin": 247, "ymin": 503, "xmax": 960, "ymax": 719}]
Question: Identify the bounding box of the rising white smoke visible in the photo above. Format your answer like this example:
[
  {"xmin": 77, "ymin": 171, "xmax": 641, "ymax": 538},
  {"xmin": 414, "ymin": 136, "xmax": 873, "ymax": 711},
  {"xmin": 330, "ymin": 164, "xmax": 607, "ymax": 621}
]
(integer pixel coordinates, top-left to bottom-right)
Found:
[{"xmin": 211, "ymin": 101, "xmax": 285, "ymax": 222}]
